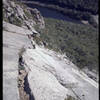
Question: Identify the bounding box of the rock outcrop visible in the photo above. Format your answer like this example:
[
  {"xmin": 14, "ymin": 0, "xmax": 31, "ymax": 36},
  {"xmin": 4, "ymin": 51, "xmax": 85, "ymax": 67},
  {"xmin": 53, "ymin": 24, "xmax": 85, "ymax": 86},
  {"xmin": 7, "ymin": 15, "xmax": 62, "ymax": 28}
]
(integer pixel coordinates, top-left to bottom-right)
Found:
[
  {"xmin": 28, "ymin": 8, "xmax": 45, "ymax": 29},
  {"xmin": 3, "ymin": 0, "xmax": 45, "ymax": 33}
]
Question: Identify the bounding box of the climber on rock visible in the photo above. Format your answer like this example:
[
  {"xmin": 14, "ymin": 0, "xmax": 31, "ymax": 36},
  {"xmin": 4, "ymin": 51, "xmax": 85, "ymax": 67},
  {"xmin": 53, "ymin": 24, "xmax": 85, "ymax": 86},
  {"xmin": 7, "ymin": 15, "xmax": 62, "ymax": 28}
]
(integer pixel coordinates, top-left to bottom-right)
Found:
[{"xmin": 19, "ymin": 56, "xmax": 24, "ymax": 66}]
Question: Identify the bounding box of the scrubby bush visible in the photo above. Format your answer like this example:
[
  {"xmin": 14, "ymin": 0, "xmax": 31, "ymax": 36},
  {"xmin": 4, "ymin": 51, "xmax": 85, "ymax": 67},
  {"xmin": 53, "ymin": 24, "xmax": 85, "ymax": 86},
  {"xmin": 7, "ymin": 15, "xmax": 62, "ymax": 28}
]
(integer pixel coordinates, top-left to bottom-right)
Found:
[{"xmin": 65, "ymin": 95, "xmax": 76, "ymax": 100}]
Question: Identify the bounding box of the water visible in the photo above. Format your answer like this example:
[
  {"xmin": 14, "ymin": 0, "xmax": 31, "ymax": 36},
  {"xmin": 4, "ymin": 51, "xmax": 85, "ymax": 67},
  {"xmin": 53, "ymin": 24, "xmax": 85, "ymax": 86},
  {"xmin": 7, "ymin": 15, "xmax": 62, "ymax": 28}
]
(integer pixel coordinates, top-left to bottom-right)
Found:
[{"xmin": 26, "ymin": 3, "xmax": 82, "ymax": 24}]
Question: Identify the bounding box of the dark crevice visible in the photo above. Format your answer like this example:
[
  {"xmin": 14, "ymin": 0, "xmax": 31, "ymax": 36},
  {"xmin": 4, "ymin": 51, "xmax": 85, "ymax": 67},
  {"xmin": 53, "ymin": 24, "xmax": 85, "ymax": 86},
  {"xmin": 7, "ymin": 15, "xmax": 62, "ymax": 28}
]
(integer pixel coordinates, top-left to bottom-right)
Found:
[
  {"xmin": 24, "ymin": 74, "xmax": 35, "ymax": 100},
  {"xmin": 18, "ymin": 55, "xmax": 35, "ymax": 100}
]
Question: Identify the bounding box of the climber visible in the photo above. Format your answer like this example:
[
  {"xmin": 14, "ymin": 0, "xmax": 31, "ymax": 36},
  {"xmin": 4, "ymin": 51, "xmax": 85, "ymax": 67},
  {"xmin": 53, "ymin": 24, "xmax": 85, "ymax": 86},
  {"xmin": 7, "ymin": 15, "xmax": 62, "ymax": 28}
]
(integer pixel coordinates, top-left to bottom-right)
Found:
[{"xmin": 19, "ymin": 56, "xmax": 24, "ymax": 66}]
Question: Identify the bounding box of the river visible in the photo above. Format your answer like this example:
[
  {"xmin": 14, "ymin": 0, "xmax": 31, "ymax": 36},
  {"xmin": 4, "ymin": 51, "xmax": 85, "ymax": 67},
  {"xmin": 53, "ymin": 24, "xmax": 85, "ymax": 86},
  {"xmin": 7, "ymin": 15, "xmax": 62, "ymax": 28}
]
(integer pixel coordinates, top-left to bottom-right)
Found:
[{"xmin": 26, "ymin": 3, "xmax": 82, "ymax": 24}]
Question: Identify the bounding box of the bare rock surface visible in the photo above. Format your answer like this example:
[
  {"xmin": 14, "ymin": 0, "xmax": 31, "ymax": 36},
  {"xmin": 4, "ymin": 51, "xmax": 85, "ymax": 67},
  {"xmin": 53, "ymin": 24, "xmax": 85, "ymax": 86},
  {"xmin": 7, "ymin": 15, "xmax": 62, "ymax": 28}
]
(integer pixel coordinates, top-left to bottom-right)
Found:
[
  {"xmin": 91, "ymin": 15, "xmax": 98, "ymax": 24},
  {"xmin": 22, "ymin": 45, "xmax": 99, "ymax": 100},
  {"xmin": 3, "ymin": 21, "xmax": 38, "ymax": 35},
  {"xmin": 3, "ymin": 22, "xmax": 33, "ymax": 100}
]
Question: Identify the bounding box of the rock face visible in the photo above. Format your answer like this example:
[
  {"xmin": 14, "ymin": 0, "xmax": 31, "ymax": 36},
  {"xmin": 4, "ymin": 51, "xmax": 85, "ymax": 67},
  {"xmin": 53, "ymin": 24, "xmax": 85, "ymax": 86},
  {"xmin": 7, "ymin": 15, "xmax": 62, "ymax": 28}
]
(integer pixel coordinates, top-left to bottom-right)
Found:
[
  {"xmin": 3, "ymin": 22, "xmax": 33, "ymax": 100},
  {"xmin": 3, "ymin": 21, "xmax": 37, "ymax": 35}
]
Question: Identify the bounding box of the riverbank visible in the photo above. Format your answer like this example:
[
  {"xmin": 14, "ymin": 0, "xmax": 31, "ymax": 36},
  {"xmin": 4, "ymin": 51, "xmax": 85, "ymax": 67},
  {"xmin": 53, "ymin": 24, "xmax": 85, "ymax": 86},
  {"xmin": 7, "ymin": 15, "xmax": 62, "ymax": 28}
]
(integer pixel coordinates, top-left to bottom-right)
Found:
[{"xmin": 20, "ymin": 0, "xmax": 98, "ymax": 27}]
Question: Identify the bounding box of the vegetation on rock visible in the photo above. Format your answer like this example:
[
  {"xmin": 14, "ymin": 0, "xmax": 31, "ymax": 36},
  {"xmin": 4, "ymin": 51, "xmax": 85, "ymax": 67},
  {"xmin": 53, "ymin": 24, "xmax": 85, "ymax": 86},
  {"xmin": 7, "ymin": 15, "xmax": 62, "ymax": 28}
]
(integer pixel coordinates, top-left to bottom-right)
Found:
[{"xmin": 65, "ymin": 95, "xmax": 76, "ymax": 100}]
